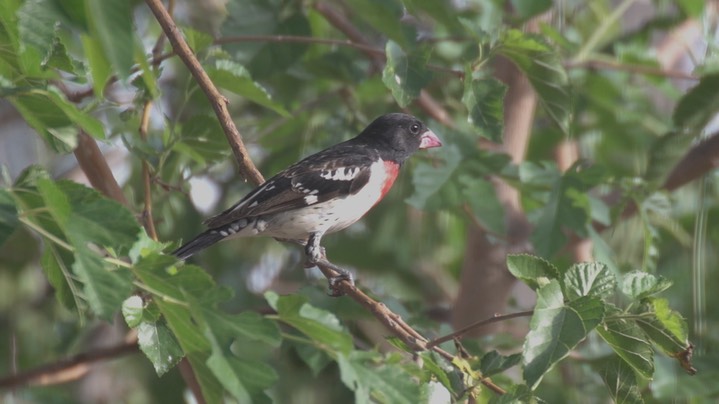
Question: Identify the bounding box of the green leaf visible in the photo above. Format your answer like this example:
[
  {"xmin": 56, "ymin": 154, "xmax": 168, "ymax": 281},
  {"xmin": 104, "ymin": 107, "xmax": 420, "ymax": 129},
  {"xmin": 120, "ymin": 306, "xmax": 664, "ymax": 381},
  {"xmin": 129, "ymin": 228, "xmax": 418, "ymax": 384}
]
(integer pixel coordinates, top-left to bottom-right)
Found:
[
  {"xmin": 202, "ymin": 309, "xmax": 281, "ymax": 349},
  {"xmin": 17, "ymin": 0, "xmax": 64, "ymax": 66},
  {"xmin": 480, "ymin": 350, "xmax": 522, "ymax": 377},
  {"xmin": 672, "ymin": 73, "xmax": 719, "ymax": 132},
  {"xmin": 345, "ymin": 0, "xmax": 416, "ymax": 48},
  {"xmin": 562, "ymin": 262, "xmax": 616, "ymax": 300},
  {"xmin": 462, "ymin": 72, "xmax": 506, "ymax": 142},
  {"xmin": 81, "ymin": 34, "xmax": 112, "ymax": 97},
  {"xmin": 271, "ymin": 293, "xmax": 353, "ymax": 353},
  {"xmin": 41, "ymin": 244, "xmax": 80, "ymax": 312},
  {"xmin": 382, "ymin": 41, "xmax": 433, "ymax": 107},
  {"xmin": 529, "ymin": 164, "xmax": 599, "ymax": 257},
  {"xmin": 406, "ymin": 144, "xmax": 462, "ymax": 209},
  {"xmin": 207, "ymin": 59, "xmax": 290, "ymax": 117},
  {"xmin": 635, "ymin": 298, "xmax": 690, "ymax": 357},
  {"xmin": 0, "ymin": 189, "xmax": 18, "ymax": 246},
  {"xmin": 621, "ymin": 271, "xmax": 672, "ymax": 300},
  {"xmin": 338, "ymin": 352, "xmax": 424, "ymax": 404},
  {"xmin": 36, "ymin": 178, "xmax": 135, "ymax": 319},
  {"xmin": 593, "ymin": 355, "xmax": 645, "ymax": 404},
  {"xmin": 247, "ymin": 12, "xmax": 311, "ymax": 79},
  {"xmin": 137, "ymin": 321, "xmax": 184, "ymax": 376},
  {"xmin": 497, "ymin": 30, "xmax": 572, "ymax": 134},
  {"xmin": 85, "ymin": 0, "xmax": 133, "ymax": 79},
  {"xmin": 460, "ymin": 176, "xmax": 506, "ymax": 235},
  {"xmin": 506, "ymin": 254, "xmax": 560, "ymax": 290},
  {"xmin": 596, "ymin": 305, "xmax": 654, "ymax": 379},
  {"xmin": 523, "ymin": 281, "xmax": 605, "ymax": 389},
  {"xmin": 122, "ymin": 295, "xmax": 144, "ymax": 328}
]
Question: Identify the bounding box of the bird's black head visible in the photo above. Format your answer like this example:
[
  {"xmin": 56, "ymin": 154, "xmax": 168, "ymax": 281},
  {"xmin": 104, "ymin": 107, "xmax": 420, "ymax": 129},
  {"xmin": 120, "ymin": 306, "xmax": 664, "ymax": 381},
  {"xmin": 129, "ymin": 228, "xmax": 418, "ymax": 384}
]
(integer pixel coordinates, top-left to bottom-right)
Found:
[{"xmin": 357, "ymin": 113, "xmax": 441, "ymax": 162}]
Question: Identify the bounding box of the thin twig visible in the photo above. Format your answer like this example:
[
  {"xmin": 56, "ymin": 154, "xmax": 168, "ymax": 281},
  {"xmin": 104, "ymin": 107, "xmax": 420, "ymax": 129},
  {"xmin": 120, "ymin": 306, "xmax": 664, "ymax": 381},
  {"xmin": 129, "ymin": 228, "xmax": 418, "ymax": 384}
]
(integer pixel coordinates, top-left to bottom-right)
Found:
[
  {"xmin": 139, "ymin": 101, "xmax": 159, "ymax": 240},
  {"xmin": 428, "ymin": 311, "xmax": 534, "ymax": 348},
  {"xmin": 313, "ymin": 259, "xmax": 506, "ymax": 395},
  {"xmin": 0, "ymin": 341, "xmax": 139, "ymax": 389},
  {"xmin": 145, "ymin": 0, "xmax": 264, "ymax": 186}
]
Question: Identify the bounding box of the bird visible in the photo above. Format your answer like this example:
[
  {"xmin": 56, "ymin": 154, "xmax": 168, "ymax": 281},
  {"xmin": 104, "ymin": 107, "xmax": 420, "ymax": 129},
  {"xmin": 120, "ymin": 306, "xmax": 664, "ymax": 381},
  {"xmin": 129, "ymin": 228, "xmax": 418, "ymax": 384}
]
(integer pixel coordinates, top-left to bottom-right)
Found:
[{"xmin": 172, "ymin": 113, "xmax": 441, "ymax": 287}]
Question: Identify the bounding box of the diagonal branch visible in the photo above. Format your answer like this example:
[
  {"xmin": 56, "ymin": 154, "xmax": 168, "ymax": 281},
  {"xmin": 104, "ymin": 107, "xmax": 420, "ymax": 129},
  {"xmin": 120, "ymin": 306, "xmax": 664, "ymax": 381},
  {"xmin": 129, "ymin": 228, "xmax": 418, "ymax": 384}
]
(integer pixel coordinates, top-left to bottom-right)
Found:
[
  {"xmin": 145, "ymin": 0, "xmax": 264, "ymax": 186},
  {"xmin": 0, "ymin": 341, "xmax": 139, "ymax": 389}
]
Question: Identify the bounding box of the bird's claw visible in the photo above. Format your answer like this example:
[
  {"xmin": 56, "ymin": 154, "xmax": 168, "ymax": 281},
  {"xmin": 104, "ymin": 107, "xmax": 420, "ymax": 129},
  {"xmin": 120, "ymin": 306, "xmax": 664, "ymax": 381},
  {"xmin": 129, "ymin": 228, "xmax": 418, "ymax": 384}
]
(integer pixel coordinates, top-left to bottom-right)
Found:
[{"xmin": 327, "ymin": 269, "xmax": 354, "ymax": 297}]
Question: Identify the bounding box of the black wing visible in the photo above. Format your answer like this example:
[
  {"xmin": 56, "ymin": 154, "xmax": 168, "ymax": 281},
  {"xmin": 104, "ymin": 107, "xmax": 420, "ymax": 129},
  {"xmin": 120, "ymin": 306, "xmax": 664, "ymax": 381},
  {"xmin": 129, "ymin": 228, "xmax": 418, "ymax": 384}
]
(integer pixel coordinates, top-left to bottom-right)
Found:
[{"xmin": 203, "ymin": 144, "xmax": 376, "ymax": 228}]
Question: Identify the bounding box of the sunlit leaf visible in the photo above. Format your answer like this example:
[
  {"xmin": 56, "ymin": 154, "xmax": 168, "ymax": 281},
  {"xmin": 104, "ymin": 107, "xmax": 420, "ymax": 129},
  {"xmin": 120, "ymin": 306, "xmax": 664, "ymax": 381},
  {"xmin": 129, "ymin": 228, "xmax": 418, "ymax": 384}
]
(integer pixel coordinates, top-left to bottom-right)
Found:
[
  {"xmin": 621, "ymin": 271, "xmax": 672, "ymax": 300},
  {"xmin": 137, "ymin": 321, "xmax": 184, "ymax": 376},
  {"xmin": 506, "ymin": 254, "xmax": 560, "ymax": 290},
  {"xmin": 523, "ymin": 281, "xmax": 605, "ymax": 389},
  {"xmin": 562, "ymin": 262, "xmax": 616, "ymax": 300}
]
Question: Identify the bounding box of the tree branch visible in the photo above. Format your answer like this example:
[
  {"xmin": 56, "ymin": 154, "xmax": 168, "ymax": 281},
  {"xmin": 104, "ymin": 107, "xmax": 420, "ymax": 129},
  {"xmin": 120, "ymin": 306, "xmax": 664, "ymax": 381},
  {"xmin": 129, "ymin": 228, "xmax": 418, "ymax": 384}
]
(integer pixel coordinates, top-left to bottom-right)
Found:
[
  {"xmin": 145, "ymin": 0, "xmax": 264, "ymax": 186},
  {"xmin": 0, "ymin": 341, "xmax": 139, "ymax": 389},
  {"xmin": 428, "ymin": 311, "xmax": 534, "ymax": 348}
]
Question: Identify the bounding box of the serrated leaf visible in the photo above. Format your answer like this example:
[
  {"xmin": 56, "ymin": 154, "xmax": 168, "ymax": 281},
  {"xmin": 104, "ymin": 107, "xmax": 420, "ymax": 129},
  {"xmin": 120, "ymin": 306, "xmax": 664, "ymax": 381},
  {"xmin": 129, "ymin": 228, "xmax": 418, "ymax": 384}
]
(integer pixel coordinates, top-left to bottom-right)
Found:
[
  {"xmin": 523, "ymin": 281, "xmax": 605, "ymax": 389},
  {"xmin": 17, "ymin": 0, "xmax": 64, "ymax": 65},
  {"xmin": 593, "ymin": 355, "xmax": 645, "ymax": 404},
  {"xmin": 480, "ymin": 350, "xmax": 522, "ymax": 377},
  {"xmin": 137, "ymin": 321, "xmax": 184, "ymax": 376},
  {"xmin": 85, "ymin": 0, "xmax": 133, "ymax": 79},
  {"xmin": 462, "ymin": 73, "xmax": 506, "ymax": 142},
  {"xmin": 382, "ymin": 41, "xmax": 433, "ymax": 107},
  {"xmin": 672, "ymin": 73, "xmax": 719, "ymax": 132},
  {"xmin": 506, "ymin": 254, "xmax": 560, "ymax": 290},
  {"xmin": 338, "ymin": 352, "xmax": 424, "ymax": 404},
  {"xmin": 635, "ymin": 298, "xmax": 693, "ymax": 374},
  {"xmin": 497, "ymin": 30, "xmax": 572, "ymax": 134},
  {"xmin": 621, "ymin": 271, "xmax": 672, "ymax": 300},
  {"xmin": 597, "ymin": 305, "xmax": 654, "ymax": 379},
  {"xmin": 562, "ymin": 262, "xmax": 616, "ymax": 300},
  {"xmin": 207, "ymin": 59, "xmax": 290, "ymax": 117},
  {"xmin": 0, "ymin": 189, "xmax": 18, "ymax": 246}
]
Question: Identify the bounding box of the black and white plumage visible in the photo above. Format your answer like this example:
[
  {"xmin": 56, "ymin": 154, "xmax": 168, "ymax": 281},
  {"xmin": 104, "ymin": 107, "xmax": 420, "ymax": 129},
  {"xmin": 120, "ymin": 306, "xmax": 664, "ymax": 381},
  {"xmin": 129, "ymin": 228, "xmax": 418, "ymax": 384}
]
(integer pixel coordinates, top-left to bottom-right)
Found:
[{"xmin": 172, "ymin": 113, "xmax": 441, "ymax": 264}]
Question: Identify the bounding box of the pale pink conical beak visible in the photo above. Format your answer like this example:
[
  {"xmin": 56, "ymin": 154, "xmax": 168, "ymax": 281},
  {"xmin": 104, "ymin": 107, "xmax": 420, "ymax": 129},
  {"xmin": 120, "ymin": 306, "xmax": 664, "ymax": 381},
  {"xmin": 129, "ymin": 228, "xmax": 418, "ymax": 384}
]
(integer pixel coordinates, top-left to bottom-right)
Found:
[{"xmin": 419, "ymin": 129, "xmax": 442, "ymax": 149}]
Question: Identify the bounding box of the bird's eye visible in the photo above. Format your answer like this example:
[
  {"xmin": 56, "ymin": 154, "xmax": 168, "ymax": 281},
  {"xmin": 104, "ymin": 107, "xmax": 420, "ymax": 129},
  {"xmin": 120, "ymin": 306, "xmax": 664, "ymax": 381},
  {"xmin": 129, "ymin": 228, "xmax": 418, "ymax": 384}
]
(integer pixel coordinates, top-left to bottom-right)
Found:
[{"xmin": 409, "ymin": 123, "xmax": 420, "ymax": 135}]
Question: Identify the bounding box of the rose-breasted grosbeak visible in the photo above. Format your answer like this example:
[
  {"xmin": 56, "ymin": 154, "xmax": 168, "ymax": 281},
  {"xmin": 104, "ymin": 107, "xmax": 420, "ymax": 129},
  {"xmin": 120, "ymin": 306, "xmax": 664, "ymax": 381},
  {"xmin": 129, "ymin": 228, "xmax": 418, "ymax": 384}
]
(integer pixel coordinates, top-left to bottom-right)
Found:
[{"xmin": 173, "ymin": 113, "xmax": 441, "ymax": 276}]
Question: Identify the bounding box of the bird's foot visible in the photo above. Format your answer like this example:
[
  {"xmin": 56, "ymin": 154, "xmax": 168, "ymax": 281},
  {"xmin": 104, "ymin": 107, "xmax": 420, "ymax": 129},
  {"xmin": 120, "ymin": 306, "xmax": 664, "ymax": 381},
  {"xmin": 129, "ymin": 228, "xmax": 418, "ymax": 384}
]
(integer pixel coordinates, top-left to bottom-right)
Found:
[{"xmin": 304, "ymin": 256, "xmax": 354, "ymax": 296}]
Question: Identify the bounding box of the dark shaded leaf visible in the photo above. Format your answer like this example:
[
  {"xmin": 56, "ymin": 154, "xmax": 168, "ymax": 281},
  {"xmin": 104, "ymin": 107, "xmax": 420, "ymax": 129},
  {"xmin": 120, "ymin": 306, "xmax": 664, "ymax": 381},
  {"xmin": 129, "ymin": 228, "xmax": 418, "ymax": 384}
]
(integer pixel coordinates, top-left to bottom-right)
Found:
[
  {"xmin": 462, "ymin": 72, "xmax": 506, "ymax": 142},
  {"xmin": 672, "ymin": 73, "xmax": 719, "ymax": 132},
  {"xmin": 593, "ymin": 355, "xmax": 645, "ymax": 404},
  {"xmin": 85, "ymin": 0, "xmax": 133, "ymax": 79},
  {"xmin": 480, "ymin": 350, "xmax": 522, "ymax": 376},
  {"xmin": 382, "ymin": 41, "xmax": 433, "ymax": 107}
]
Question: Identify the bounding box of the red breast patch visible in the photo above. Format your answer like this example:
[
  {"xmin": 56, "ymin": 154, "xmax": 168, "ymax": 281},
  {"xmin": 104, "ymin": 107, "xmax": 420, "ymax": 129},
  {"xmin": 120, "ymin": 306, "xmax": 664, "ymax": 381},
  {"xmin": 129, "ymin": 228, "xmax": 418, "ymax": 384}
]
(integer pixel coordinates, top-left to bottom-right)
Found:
[{"xmin": 380, "ymin": 161, "xmax": 400, "ymax": 199}]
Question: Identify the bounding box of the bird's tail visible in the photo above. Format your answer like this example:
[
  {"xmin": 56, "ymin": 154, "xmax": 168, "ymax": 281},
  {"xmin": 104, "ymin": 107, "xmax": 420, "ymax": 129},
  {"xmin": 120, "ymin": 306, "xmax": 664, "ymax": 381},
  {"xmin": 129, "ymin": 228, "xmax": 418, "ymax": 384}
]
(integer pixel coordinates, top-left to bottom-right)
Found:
[{"xmin": 172, "ymin": 229, "xmax": 227, "ymax": 260}]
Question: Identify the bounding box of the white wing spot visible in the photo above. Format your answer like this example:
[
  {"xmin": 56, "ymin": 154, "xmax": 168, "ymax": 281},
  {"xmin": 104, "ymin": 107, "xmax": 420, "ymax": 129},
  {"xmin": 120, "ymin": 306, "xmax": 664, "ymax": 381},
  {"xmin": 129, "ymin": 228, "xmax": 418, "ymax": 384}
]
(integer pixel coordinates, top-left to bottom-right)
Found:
[
  {"xmin": 219, "ymin": 230, "xmax": 228, "ymax": 237},
  {"xmin": 320, "ymin": 167, "xmax": 360, "ymax": 181},
  {"xmin": 304, "ymin": 195, "xmax": 318, "ymax": 204},
  {"xmin": 249, "ymin": 200, "xmax": 259, "ymax": 208}
]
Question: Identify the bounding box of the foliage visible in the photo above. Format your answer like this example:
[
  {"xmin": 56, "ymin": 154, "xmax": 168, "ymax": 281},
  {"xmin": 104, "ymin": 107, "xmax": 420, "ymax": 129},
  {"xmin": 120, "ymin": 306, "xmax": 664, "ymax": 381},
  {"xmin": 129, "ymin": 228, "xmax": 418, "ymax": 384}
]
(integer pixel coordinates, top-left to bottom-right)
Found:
[{"xmin": 0, "ymin": 0, "xmax": 717, "ymax": 403}]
